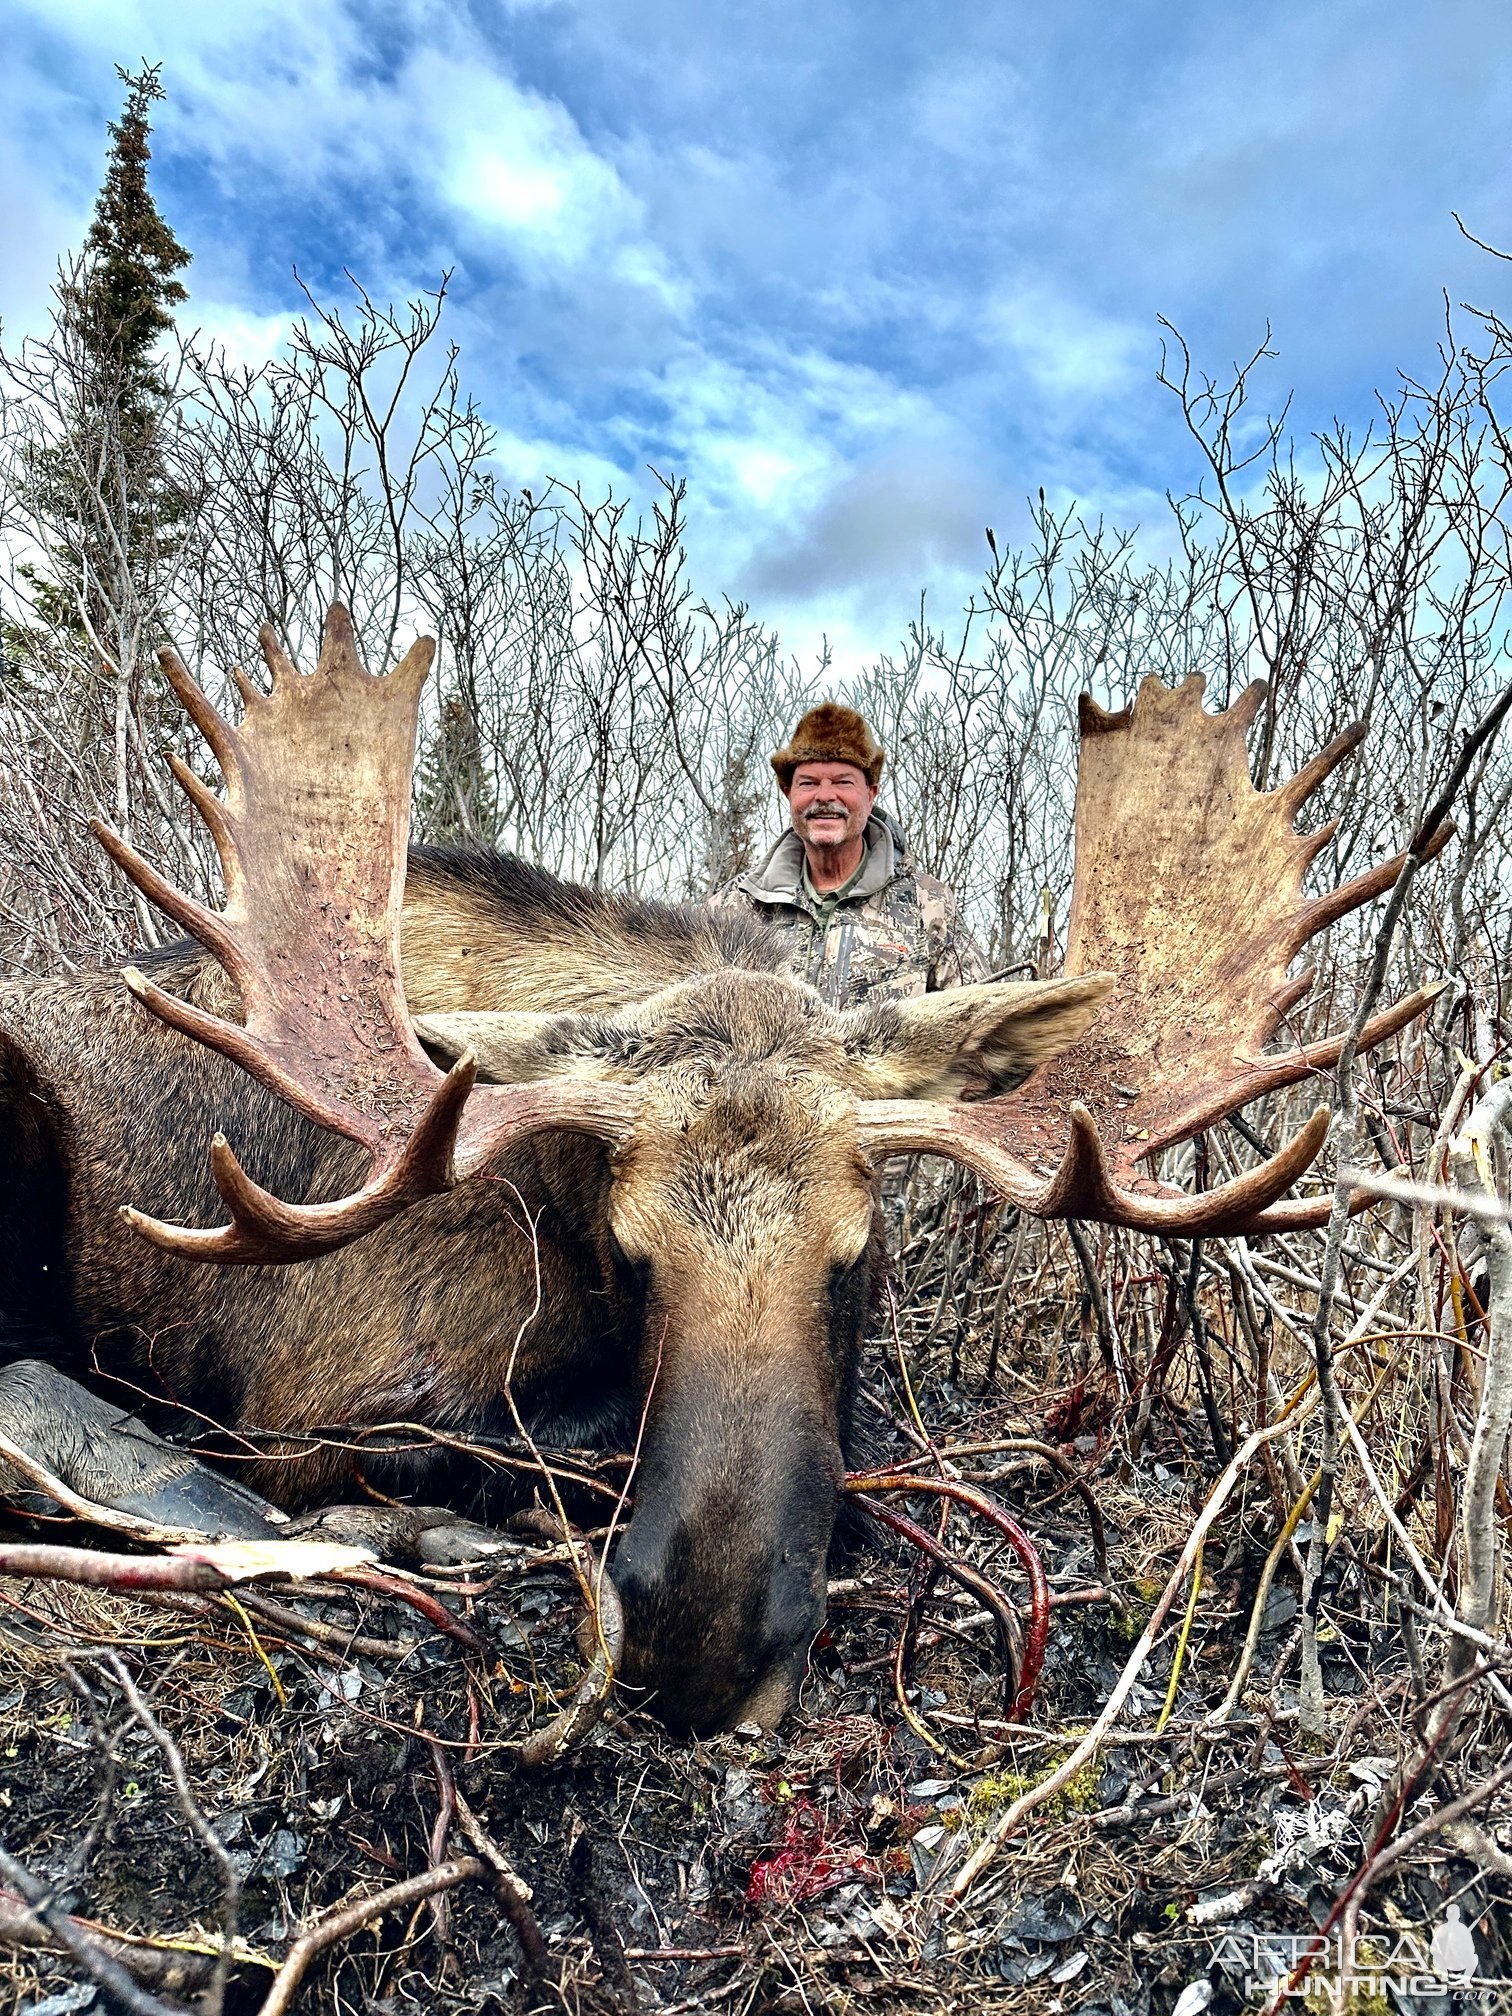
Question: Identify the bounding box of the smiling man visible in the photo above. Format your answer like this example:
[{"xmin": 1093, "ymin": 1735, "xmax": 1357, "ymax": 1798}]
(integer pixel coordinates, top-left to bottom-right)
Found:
[{"xmin": 709, "ymin": 704, "xmax": 987, "ymax": 1006}]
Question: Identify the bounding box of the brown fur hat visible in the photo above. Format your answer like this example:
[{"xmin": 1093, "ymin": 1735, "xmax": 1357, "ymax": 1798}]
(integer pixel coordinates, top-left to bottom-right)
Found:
[{"xmin": 770, "ymin": 702, "xmax": 885, "ymax": 791}]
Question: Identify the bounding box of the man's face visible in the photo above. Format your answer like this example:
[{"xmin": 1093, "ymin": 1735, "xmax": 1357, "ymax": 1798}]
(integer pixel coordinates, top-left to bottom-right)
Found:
[{"xmin": 787, "ymin": 762, "xmax": 878, "ymax": 851}]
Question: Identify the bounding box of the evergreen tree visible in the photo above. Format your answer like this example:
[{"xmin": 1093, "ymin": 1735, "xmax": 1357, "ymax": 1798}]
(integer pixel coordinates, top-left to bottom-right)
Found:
[
  {"xmin": 21, "ymin": 62, "xmax": 190, "ymax": 645},
  {"xmin": 70, "ymin": 62, "xmax": 190, "ymax": 447},
  {"xmin": 415, "ymin": 689, "xmax": 500, "ymax": 844}
]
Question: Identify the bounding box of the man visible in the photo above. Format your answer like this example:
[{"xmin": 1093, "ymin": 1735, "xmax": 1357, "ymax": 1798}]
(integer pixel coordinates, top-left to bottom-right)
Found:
[{"xmin": 709, "ymin": 702, "xmax": 989, "ymax": 1006}]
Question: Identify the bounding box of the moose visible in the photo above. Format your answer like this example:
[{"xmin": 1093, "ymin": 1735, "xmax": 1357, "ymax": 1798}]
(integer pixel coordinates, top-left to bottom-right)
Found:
[{"xmin": 0, "ymin": 608, "xmax": 1444, "ymax": 1732}]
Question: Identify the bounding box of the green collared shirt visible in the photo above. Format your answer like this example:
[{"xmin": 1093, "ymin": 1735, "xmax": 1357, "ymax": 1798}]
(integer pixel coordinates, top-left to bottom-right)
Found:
[{"xmin": 800, "ymin": 853, "xmax": 866, "ymax": 927}]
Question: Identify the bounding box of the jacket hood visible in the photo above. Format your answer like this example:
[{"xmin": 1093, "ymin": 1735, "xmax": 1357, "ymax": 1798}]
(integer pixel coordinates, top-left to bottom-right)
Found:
[{"xmin": 736, "ymin": 810, "xmax": 913, "ymax": 906}]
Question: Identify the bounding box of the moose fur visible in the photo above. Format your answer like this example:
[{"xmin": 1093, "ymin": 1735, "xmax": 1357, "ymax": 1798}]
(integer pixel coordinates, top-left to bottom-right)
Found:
[{"xmin": 0, "ymin": 844, "xmax": 1103, "ymax": 1731}]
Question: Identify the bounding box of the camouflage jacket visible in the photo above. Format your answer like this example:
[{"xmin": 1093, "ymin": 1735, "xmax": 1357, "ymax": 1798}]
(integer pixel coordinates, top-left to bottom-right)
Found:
[{"xmin": 708, "ymin": 813, "xmax": 990, "ymax": 1006}]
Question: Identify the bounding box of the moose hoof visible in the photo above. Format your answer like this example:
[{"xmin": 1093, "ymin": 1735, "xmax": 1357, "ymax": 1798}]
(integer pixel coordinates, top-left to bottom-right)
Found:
[
  {"xmin": 0, "ymin": 1358, "xmax": 285, "ymax": 1542},
  {"xmin": 282, "ymin": 1501, "xmax": 512, "ymax": 1568}
]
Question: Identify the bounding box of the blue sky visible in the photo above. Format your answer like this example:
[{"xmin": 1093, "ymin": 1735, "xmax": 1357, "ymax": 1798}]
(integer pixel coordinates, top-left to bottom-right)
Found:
[{"xmin": 3, "ymin": 0, "xmax": 1510, "ymax": 668}]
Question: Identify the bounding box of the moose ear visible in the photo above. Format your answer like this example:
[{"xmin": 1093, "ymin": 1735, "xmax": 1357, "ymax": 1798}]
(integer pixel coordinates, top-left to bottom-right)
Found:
[
  {"xmin": 841, "ymin": 974, "xmax": 1116, "ymax": 1103},
  {"xmin": 415, "ymin": 1010, "xmax": 572, "ymax": 1085}
]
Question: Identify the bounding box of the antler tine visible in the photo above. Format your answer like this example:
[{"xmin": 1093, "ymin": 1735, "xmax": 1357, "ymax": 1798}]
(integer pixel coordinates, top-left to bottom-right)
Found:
[
  {"xmin": 156, "ymin": 640, "xmax": 260, "ymax": 923},
  {"xmin": 118, "ymin": 1067, "xmax": 642, "ymax": 1263},
  {"xmin": 1276, "ymin": 721, "xmax": 1366, "ymax": 814},
  {"xmin": 164, "ymin": 752, "xmax": 230, "ymax": 844},
  {"xmin": 860, "ymin": 1097, "xmax": 1333, "ymax": 1234},
  {"xmin": 1295, "ymin": 822, "xmax": 1454, "ymax": 940},
  {"xmin": 1136, "ymin": 979, "xmax": 1449, "ymax": 1154},
  {"xmin": 158, "ymin": 644, "xmax": 240, "ymax": 775},
  {"xmin": 1225, "ymin": 1187, "xmax": 1372, "ymax": 1236},
  {"xmin": 258, "ymin": 621, "xmax": 300, "ymax": 689},
  {"xmin": 1100, "ymin": 1103, "xmax": 1332, "ymax": 1235},
  {"xmin": 121, "ymin": 1050, "xmax": 479, "ymax": 1263},
  {"xmin": 1095, "ymin": 1105, "xmax": 1332, "ymax": 1235},
  {"xmin": 1004, "ymin": 1100, "xmax": 1332, "ymax": 1233},
  {"xmin": 93, "ymin": 830, "xmax": 243, "ymax": 985},
  {"xmin": 1036, "ymin": 1104, "xmax": 1122, "ymax": 1220},
  {"xmin": 120, "ymin": 961, "xmax": 334, "ymax": 1120}
]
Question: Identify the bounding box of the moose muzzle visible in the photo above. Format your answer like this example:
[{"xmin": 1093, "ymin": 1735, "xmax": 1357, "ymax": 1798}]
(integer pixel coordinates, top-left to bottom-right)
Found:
[{"xmin": 608, "ymin": 1378, "xmax": 843, "ymax": 1733}]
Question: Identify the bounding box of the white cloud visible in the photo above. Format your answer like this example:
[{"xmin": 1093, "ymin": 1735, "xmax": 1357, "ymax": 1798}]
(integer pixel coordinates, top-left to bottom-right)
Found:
[
  {"xmin": 483, "ymin": 425, "xmax": 628, "ymax": 505},
  {"xmin": 186, "ymin": 300, "xmax": 298, "ymax": 371},
  {"xmin": 416, "ymin": 55, "xmax": 631, "ymax": 258},
  {"xmin": 982, "ymin": 283, "xmax": 1144, "ymax": 403},
  {"xmin": 743, "ymin": 439, "xmax": 991, "ymax": 599},
  {"xmin": 456, "ymin": 148, "xmax": 568, "ymax": 231},
  {"xmin": 622, "ymin": 340, "xmax": 941, "ymax": 537}
]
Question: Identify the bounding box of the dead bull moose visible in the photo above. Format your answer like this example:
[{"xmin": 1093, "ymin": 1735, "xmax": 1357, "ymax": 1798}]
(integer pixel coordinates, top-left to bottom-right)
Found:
[{"xmin": 0, "ymin": 608, "xmax": 1446, "ymax": 1733}]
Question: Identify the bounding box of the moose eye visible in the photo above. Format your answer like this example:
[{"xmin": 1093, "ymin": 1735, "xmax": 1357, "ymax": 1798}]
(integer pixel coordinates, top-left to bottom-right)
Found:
[{"xmin": 826, "ymin": 1250, "xmax": 869, "ymax": 1317}]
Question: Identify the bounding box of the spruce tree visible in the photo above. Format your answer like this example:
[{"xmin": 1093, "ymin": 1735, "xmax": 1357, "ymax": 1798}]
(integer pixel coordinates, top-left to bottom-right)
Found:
[
  {"xmin": 70, "ymin": 63, "xmax": 190, "ymax": 453},
  {"xmin": 415, "ymin": 690, "xmax": 500, "ymax": 844},
  {"xmin": 22, "ymin": 63, "xmax": 190, "ymax": 645}
]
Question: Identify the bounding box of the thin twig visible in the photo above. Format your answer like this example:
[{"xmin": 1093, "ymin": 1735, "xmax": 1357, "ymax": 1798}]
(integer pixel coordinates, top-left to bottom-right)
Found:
[
  {"xmin": 103, "ymin": 1655, "xmax": 241, "ymax": 2015},
  {"xmin": 254, "ymin": 1857, "xmax": 484, "ymax": 2016}
]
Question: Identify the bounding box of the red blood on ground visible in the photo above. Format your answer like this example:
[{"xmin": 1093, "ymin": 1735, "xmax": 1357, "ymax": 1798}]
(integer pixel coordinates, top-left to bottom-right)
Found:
[{"xmin": 745, "ymin": 1795, "xmax": 871, "ymax": 1907}]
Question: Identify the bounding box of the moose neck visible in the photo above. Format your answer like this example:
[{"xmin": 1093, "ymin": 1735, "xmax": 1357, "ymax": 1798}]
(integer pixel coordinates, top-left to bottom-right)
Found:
[{"xmin": 399, "ymin": 849, "xmax": 783, "ymax": 1018}]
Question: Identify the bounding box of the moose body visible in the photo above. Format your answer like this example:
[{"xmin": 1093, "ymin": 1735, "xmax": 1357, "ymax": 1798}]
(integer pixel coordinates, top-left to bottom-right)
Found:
[
  {"xmin": 0, "ymin": 610, "xmax": 1443, "ymax": 1734},
  {"xmin": 1, "ymin": 861, "xmax": 788, "ymax": 1470},
  {"xmin": 1, "ymin": 844, "xmax": 1105, "ymax": 1729}
]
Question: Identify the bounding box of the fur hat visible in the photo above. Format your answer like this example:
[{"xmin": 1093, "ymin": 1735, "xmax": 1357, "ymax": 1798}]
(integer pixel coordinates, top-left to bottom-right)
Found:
[{"xmin": 770, "ymin": 702, "xmax": 885, "ymax": 791}]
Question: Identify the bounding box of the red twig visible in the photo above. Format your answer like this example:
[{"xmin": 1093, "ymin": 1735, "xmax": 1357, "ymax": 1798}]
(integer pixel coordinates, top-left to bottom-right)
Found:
[
  {"xmin": 843, "ymin": 1469, "xmax": 1051, "ymax": 1720},
  {"xmin": 337, "ymin": 1568, "xmax": 487, "ymax": 1651},
  {"xmin": 422, "ymin": 1731, "xmax": 457, "ymax": 1948},
  {"xmin": 853, "ymin": 1495, "xmax": 1022, "ymax": 1714}
]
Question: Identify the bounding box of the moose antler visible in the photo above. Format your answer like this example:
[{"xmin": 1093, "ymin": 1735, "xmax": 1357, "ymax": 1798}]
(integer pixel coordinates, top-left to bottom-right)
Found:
[
  {"xmin": 859, "ymin": 675, "xmax": 1450, "ymax": 1236},
  {"xmin": 94, "ymin": 607, "xmax": 636, "ymax": 1262}
]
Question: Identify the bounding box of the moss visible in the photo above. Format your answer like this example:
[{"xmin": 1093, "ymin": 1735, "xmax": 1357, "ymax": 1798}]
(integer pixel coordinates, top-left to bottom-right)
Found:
[
  {"xmin": 966, "ymin": 1770, "xmax": 1030, "ymax": 1820},
  {"xmin": 966, "ymin": 1753, "xmax": 1104, "ymax": 1826},
  {"xmin": 1060, "ymin": 1758, "xmax": 1103, "ymax": 1812},
  {"xmin": 1109, "ymin": 1585, "xmax": 1158, "ymax": 1642}
]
